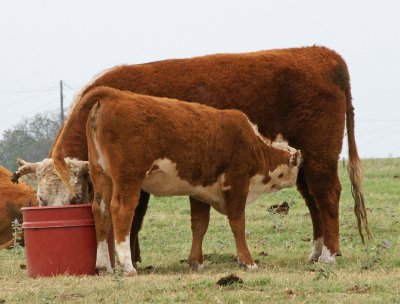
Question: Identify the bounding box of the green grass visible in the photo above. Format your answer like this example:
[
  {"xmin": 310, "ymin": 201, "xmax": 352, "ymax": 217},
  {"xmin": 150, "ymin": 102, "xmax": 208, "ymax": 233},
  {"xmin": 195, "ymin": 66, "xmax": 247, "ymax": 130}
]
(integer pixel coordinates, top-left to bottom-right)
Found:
[{"xmin": 1, "ymin": 158, "xmax": 399, "ymax": 303}]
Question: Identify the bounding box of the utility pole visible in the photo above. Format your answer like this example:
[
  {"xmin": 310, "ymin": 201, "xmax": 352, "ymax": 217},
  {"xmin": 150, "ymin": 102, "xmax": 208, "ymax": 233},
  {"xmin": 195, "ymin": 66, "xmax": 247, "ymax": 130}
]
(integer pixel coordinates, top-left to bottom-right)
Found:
[{"xmin": 60, "ymin": 80, "xmax": 65, "ymax": 124}]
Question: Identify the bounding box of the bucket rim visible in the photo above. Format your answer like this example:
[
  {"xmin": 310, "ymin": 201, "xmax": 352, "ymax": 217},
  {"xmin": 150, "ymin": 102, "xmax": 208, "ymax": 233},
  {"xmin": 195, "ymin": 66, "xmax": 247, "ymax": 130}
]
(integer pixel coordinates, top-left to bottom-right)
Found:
[{"xmin": 21, "ymin": 203, "xmax": 92, "ymax": 211}]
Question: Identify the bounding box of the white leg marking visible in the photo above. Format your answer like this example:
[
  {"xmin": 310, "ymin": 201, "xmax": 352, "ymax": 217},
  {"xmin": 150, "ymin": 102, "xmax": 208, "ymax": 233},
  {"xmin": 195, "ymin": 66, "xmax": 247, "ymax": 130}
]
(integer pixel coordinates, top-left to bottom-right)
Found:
[
  {"xmin": 96, "ymin": 240, "xmax": 112, "ymax": 274},
  {"xmin": 309, "ymin": 237, "xmax": 324, "ymax": 262},
  {"xmin": 115, "ymin": 234, "xmax": 137, "ymax": 275},
  {"xmin": 100, "ymin": 200, "xmax": 106, "ymax": 214},
  {"xmin": 318, "ymin": 245, "xmax": 336, "ymax": 263}
]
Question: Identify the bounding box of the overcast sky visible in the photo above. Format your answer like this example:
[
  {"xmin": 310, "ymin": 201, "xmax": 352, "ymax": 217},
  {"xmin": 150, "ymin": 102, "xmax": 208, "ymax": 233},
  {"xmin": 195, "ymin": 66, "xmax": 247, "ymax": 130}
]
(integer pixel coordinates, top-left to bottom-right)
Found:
[{"xmin": 1, "ymin": 0, "xmax": 399, "ymax": 158}]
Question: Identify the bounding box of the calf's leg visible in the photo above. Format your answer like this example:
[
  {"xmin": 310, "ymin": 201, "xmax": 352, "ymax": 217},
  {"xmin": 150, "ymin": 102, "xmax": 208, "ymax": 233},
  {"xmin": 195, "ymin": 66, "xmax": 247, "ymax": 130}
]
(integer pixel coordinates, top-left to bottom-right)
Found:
[
  {"xmin": 92, "ymin": 186, "xmax": 113, "ymax": 274},
  {"xmin": 111, "ymin": 184, "xmax": 141, "ymax": 276},
  {"xmin": 188, "ymin": 197, "xmax": 210, "ymax": 271},
  {"xmin": 224, "ymin": 184, "xmax": 257, "ymax": 270}
]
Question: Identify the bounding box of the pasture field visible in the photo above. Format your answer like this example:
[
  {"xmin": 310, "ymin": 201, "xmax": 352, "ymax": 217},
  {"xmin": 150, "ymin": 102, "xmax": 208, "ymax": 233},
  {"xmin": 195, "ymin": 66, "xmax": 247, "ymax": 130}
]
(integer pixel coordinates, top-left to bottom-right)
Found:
[{"xmin": 1, "ymin": 158, "xmax": 399, "ymax": 303}]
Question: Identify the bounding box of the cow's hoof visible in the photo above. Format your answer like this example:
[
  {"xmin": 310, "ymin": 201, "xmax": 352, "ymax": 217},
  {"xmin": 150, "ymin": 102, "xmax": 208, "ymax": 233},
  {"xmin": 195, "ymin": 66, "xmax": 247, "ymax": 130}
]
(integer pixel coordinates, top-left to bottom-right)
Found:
[
  {"xmin": 317, "ymin": 246, "xmax": 336, "ymax": 263},
  {"xmin": 238, "ymin": 258, "xmax": 258, "ymax": 271},
  {"xmin": 308, "ymin": 252, "xmax": 321, "ymax": 263},
  {"xmin": 246, "ymin": 263, "xmax": 258, "ymax": 271},
  {"xmin": 189, "ymin": 262, "xmax": 204, "ymax": 272}
]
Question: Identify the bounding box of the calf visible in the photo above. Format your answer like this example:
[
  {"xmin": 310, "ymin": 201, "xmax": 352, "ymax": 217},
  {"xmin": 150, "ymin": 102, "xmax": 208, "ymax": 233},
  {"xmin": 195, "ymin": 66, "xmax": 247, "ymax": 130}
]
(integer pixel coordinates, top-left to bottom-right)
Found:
[
  {"xmin": 52, "ymin": 86, "xmax": 301, "ymax": 275},
  {"xmin": 0, "ymin": 165, "xmax": 38, "ymax": 249}
]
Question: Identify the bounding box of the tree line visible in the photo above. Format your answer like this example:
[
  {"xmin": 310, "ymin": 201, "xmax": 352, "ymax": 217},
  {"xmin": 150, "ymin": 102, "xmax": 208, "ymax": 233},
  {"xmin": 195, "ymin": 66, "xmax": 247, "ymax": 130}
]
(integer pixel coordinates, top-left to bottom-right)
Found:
[{"xmin": 0, "ymin": 112, "xmax": 61, "ymax": 171}]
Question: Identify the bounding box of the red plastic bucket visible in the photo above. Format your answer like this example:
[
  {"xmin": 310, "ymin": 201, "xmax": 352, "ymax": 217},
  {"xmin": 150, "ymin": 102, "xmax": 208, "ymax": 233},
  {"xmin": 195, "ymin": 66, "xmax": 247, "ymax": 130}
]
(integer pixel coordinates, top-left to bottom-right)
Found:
[{"xmin": 22, "ymin": 204, "xmax": 114, "ymax": 277}]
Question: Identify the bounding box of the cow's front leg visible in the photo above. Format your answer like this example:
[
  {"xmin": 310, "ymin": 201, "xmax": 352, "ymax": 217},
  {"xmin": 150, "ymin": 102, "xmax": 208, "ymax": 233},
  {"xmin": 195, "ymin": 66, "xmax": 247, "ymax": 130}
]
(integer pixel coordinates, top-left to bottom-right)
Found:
[
  {"xmin": 188, "ymin": 197, "xmax": 210, "ymax": 271},
  {"xmin": 111, "ymin": 186, "xmax": 141, "ymax": 276},
  {"xmin": 224, "ymin": 184, "xmax": 257, "ymax": 271},
  {"xmin": 92, "ymin": 191, "xmax": 113, "ymax": 275}
]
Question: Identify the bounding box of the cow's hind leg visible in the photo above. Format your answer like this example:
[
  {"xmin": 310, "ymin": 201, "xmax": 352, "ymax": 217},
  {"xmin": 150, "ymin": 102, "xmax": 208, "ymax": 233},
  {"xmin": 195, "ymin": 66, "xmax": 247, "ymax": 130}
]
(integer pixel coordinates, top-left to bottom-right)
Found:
[
  {"xmin": 296, "ymin": 167, "xmax": 324, "ymax": 262},
  {"xmin": 224, "ymin": 184, "xmax": 257, "ymax": 271},
  {"xmin": 304, "ymin": 160, "xmax": 341, "ymax": 263},
  {"xmin": 92, "ymin": 176, "xmax": 113, "ymax": 275},
  {"xmin": 188, "ymin": 197, "xmax": 210, "ymax": 271},
  {"xmin": 111, "ymin": 183, "xmax": 142, "ymax": 276},
  {"xmin": 129, "ymin": 190, "xmax": 150, "ymax": 268}
]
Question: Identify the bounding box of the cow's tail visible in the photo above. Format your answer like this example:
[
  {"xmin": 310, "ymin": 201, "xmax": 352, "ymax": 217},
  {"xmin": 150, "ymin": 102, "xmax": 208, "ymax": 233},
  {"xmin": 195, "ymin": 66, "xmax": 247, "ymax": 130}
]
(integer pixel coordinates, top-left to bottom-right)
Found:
[
  {"xmin": 345, "ymin": 79, "xmax": 373, "ymax": 244},
  {"xmin": 52, "ymin": 86, "xmax": 117, "ymax": 197}
]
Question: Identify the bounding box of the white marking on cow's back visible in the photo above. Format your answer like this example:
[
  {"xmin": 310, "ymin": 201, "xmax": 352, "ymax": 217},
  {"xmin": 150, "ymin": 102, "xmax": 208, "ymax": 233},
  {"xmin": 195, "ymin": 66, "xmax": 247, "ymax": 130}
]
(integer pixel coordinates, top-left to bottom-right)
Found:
[
  {"xmin": 309, "ymin": 237, "xmax": 324, "ymax": 262},
  {"xmin": 115, "ymin": 234, "xmax": 136, "ymax": 273},
  {"xmin": 96, "ymin": 239, "xmax": 112, "ymax": 273},
  {"xmin": 318, "ymin": 245, "xmax": 336, "ymax": 263}
]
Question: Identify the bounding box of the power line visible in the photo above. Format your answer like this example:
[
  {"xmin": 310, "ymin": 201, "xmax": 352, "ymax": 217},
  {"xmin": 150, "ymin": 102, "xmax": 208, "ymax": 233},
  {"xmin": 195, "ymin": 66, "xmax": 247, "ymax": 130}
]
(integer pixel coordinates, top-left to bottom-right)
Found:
[
  {"xmin": 0, "ymin": 86, "xmax": 58, "ymax": 107},
  {"xmin": 0, "ymin": 99, "xmax": 59, "ymax": 125},
  {"xmin": 0, "ymin": 86, "xmax": 59, "ymax": 94}
]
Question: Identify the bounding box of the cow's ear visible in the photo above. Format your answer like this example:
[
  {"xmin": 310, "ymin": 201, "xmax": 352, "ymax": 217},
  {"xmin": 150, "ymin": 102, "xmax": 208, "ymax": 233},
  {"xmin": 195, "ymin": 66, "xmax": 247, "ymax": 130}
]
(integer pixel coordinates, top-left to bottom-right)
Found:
[{"xmin": 11, "ymin": 159, "xmax": 39, "ymax": 184}]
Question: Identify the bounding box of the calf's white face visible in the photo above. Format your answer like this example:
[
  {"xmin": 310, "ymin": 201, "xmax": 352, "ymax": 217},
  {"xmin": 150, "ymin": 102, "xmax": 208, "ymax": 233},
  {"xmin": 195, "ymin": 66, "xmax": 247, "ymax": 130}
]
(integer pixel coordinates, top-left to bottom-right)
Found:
[{"xmin": 14, "ymin": 158, "xmax": 91, "ymax": 206}]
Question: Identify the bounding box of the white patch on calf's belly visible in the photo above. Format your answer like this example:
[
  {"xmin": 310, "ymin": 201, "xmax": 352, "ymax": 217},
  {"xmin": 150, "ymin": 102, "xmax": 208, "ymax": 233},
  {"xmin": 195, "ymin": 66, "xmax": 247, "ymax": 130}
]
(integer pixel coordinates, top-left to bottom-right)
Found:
[{"xmin": 142, "ymin": 158, "xmax": 228, "ymax": 213}]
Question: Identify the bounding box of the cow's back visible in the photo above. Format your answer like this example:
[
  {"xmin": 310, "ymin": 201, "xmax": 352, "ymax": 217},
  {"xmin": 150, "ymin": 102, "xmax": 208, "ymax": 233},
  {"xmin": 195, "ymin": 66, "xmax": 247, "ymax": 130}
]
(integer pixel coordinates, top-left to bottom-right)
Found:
[{"xmin": 52, "ymin": 46, "xmax": 348, "ymax": 162}]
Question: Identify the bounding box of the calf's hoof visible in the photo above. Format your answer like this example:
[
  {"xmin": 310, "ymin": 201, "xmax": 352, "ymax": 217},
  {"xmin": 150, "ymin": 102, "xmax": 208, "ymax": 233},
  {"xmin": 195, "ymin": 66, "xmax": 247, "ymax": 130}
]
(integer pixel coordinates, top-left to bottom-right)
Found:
[
  {"xmin": 125, "ymin": 269, "xmax": 138, "ymax": 277},
  {"xmin": 97, "ymin": 266, "xmax": 113, "ymax": 276}
]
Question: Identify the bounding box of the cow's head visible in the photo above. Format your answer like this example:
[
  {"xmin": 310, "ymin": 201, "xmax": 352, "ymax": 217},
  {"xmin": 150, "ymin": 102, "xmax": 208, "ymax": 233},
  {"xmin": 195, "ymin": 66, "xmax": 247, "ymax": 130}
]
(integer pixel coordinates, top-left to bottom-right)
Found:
[{"xmin": 11, "ymin": 158, "xmax": 92, "ymax": 206}]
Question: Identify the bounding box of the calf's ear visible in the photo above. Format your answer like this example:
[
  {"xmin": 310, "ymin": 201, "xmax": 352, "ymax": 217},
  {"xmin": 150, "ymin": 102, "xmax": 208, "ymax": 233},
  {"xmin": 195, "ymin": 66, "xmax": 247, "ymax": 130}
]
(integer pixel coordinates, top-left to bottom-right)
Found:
[
  {"xmin": 77, "ymin": 161, "xmax": 90, "ymax": 174},
  {"xmin": 289, "ymin": 150, "xmax": 302, "ymax": 167}
]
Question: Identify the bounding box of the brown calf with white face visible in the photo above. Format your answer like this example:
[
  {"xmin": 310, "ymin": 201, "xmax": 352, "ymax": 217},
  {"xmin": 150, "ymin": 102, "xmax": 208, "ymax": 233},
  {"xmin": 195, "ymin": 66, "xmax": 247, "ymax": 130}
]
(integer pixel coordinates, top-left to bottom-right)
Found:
[{"xmin": 52, "ymin": 86, "xmax": 301, "ymax": 275}]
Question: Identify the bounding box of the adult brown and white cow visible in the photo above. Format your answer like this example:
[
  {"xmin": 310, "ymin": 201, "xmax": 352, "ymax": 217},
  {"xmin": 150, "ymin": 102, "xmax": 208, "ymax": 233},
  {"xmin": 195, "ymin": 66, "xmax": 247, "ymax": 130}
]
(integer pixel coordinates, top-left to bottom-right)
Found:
[
  {"xmin": 52, "ymin": 86, "xmax": 302, "ymax": 274},
  {"xmin": 0, "ymin": 165, "xmax": 38, "ymax": 249},
  {"xmin": 49, "ymin": 45, "xmax": 371, "ymax": 265}
]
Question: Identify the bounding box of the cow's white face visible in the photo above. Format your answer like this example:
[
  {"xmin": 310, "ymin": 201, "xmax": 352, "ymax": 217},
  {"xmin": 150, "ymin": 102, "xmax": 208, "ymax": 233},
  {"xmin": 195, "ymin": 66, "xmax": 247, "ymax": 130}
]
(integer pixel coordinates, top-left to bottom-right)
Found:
[{"xmin": 15, "ymin": 158, "xmax": 91, "ymax": 206}]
